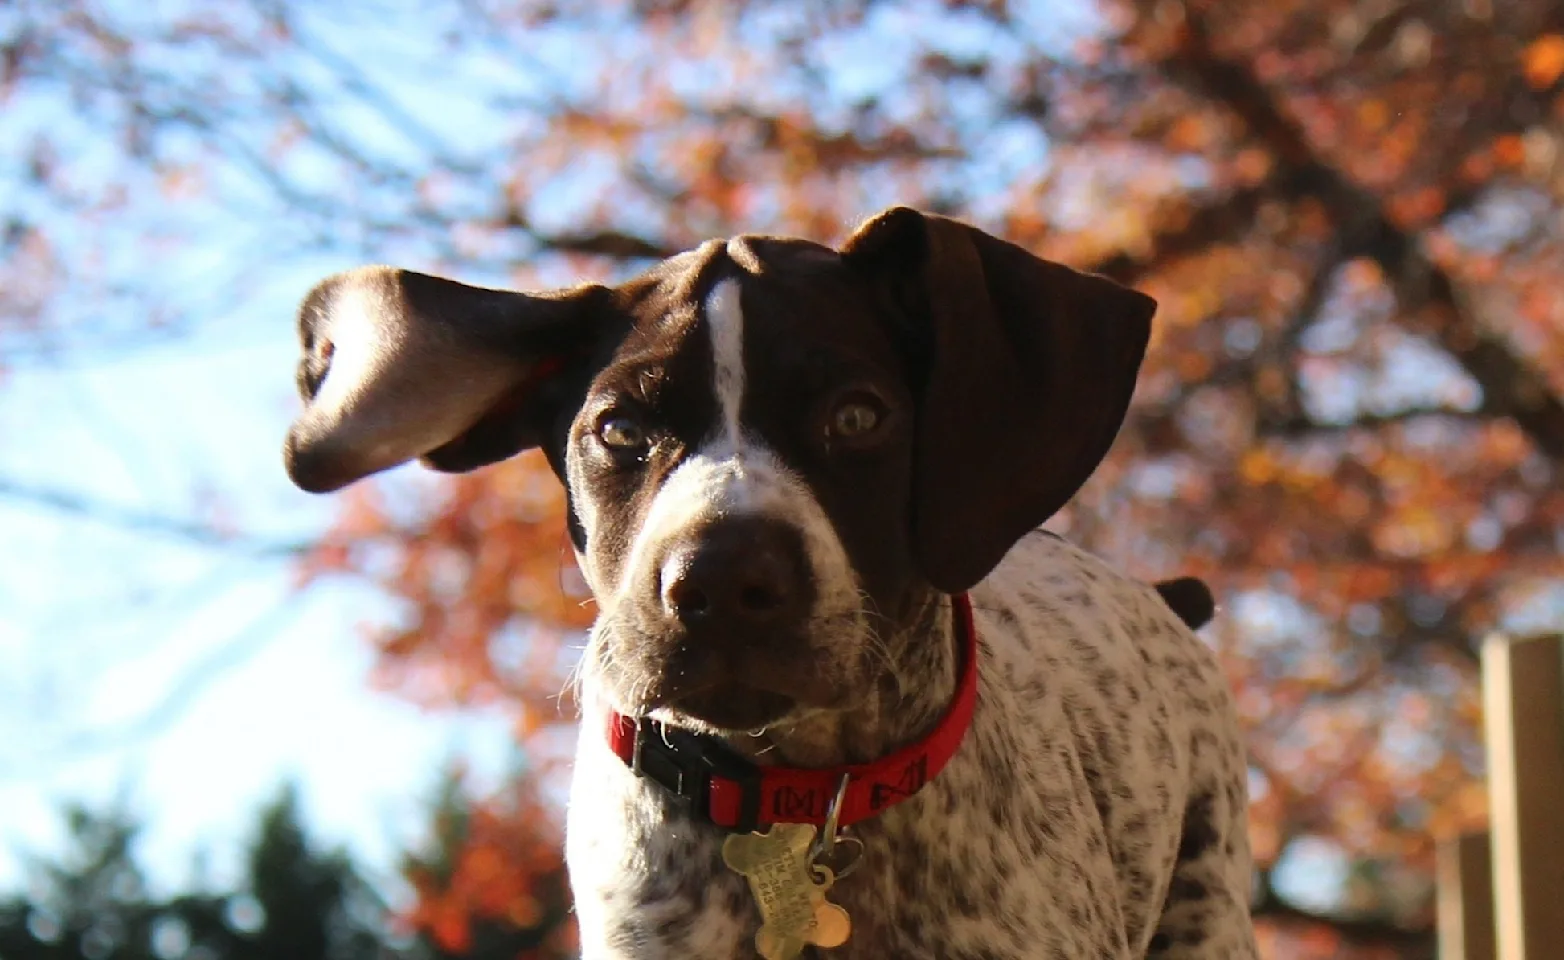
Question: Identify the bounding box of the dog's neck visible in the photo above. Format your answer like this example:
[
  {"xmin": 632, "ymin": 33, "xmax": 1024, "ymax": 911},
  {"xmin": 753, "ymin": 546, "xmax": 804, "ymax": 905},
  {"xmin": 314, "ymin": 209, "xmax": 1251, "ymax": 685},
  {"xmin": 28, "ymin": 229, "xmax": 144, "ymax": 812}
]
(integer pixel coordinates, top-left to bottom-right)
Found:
[{"xmin": 713, "ymin": 589, "xmax": 960, "ymax": 769}]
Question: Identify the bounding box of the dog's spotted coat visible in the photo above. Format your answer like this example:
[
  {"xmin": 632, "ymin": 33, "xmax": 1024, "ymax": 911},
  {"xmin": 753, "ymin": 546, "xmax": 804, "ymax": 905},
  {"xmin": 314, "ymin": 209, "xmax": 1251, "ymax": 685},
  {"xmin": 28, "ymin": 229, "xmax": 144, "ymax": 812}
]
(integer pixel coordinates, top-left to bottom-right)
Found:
[
  {"xmin": 568, "ymin": 534, "xmax": 1256, "ymax": 958},
  {"xmin": 283, "ymin": 206, "xmax": 1260, "ymax": 958}
]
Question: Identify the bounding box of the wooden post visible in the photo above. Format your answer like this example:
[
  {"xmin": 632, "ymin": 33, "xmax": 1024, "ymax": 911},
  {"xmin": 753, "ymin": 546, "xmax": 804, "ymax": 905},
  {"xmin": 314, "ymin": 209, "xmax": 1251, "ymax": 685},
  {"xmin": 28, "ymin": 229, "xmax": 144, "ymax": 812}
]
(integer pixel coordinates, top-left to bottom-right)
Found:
[
  {"xmin": 1480, "ymin": 633, "xmax": 1564, "ymax": 960},
  {"xmin": 1436, "ymin": 832, "xmax": 1495, "ymax": 960}
]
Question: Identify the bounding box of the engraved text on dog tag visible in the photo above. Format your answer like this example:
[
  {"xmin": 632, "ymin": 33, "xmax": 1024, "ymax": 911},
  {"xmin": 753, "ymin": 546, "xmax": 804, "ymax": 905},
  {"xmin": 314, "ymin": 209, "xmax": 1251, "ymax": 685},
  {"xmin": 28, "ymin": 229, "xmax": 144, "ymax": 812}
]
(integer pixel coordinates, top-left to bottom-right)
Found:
[{"xmin": 721, "ymin": 823, "xmax": 852, "ymax": 959}]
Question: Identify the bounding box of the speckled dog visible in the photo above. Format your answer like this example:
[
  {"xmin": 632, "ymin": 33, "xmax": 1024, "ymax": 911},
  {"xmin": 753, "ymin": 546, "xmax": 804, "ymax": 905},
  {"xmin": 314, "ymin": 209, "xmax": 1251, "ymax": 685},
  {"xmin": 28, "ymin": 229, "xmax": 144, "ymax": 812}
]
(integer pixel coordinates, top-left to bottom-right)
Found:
[{"xmin": 282, "ymin": 206, "xmax": 1260, "ymax": 959}]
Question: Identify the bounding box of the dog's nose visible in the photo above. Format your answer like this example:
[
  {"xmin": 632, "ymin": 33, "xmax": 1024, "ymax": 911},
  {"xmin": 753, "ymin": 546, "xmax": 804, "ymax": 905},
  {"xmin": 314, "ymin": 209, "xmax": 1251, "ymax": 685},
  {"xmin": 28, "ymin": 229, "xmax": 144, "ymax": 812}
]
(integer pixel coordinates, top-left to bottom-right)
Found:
[{"xmin": 660, "ymin": 518, "xmax": 811, "ymax": 628}]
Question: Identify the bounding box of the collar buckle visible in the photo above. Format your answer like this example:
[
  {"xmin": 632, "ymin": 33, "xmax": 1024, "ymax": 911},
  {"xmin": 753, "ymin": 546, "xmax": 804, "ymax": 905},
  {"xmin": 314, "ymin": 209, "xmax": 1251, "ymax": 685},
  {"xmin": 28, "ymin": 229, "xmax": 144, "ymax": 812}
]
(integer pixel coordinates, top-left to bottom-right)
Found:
[{"xmin": 631, "ymin": 720, "xmax": 763, "ymax": 833}]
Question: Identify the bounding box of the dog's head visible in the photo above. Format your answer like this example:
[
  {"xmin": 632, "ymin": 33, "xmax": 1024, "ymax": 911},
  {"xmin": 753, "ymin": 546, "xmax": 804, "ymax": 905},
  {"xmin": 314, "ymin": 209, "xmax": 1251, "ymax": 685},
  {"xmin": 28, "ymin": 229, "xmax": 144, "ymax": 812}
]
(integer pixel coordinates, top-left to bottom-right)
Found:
[{"xmin": 283, "ymin": 207, "xmax": 1154, "ymax": 733}]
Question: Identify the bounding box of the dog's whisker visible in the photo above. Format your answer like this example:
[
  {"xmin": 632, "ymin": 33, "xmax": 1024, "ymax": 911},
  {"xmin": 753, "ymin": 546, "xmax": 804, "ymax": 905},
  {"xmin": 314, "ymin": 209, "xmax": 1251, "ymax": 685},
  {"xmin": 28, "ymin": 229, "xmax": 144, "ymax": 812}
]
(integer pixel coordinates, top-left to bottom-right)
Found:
[{"xmin": 559, "ymin": 642, "xmax": 590, "ymax": 704}]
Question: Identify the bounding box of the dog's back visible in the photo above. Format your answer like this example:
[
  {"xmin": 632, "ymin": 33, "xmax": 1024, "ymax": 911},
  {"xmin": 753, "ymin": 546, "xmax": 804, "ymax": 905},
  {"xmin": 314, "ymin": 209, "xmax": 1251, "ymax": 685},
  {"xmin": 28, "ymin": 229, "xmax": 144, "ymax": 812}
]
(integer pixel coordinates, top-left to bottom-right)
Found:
[{"xmin": 945, "ymin": 531, "xmax": 1254, "ymax": 956}]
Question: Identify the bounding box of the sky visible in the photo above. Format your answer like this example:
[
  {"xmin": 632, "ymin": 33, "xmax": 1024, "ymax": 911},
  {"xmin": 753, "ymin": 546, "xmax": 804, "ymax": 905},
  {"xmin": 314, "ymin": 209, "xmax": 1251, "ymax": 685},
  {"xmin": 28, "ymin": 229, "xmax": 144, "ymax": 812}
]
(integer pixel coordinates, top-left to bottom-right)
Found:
[
  {"xmin": 0, "ymin": 2, "xmax": 559, "ymax": 897},
  {"xmin": 0, "ymin": 265, "xmax": 525, "ymax": 899}
]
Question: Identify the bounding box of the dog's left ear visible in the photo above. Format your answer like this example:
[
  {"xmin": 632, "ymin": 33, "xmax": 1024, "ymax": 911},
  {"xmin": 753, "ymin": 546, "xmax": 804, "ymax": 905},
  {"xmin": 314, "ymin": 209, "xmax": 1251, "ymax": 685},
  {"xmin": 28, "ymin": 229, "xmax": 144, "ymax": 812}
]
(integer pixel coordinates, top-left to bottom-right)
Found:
[
  {"xmin": 841, "ymin": 206, "xmax": 1155, "ymax": 593},
  {"xmin": 282, "ymin": 266, "xmax": 608, "ymax": 494}
]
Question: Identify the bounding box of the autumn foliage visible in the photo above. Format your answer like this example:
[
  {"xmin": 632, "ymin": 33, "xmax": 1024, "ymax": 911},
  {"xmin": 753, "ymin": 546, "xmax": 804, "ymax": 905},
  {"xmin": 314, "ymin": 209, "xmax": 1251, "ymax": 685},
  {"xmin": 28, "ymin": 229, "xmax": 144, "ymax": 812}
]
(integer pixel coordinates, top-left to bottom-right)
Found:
[
  {"xmin": 306, "ymin": 460, "xmax": 591, "ymax": 952},
  {"xmin": 403, "ymin": 768, "xmax": 577, "ymax": 959},
  {"xmin": 11, "ymin": 0, "xmax": 1562, "ymax": 956},
  {"xmin": 287, "ymin": 2, "xmax": 1564, "ymax": 956},
  {"xmin": 309, "ymin": 459, "xmax": 592, "ymax": 728},
  {"xmin": 292, "ymin": 2, "xmax": 1564, "ymax": 956}
]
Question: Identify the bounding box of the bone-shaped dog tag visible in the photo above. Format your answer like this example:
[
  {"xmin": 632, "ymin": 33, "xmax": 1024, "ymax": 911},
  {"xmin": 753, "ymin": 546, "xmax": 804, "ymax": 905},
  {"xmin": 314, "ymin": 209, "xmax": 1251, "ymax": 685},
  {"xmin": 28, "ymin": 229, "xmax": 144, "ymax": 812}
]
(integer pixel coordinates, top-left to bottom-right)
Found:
[{"xmin": 721, "ymin": 823, "xmax": 852, "ymax": 959}]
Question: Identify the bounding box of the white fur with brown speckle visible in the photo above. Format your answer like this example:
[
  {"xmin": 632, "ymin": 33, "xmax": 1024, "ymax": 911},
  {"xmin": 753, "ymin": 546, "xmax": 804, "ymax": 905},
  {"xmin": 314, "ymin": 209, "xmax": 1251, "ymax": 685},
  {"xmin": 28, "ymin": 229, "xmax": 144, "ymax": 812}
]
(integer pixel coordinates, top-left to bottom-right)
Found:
[{"xmin": 566, "ymin": 532, "xmax": 1258, "ymax": 959}]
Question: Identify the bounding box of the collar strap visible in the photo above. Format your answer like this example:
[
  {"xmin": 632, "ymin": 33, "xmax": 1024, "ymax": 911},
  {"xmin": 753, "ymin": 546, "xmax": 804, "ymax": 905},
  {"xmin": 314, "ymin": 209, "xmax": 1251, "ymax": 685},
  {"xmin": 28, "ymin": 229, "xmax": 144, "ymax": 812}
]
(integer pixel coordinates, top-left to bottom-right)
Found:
[{"xmin": 605, "ymin": 593, "xmax": 978, "ymax": 833}]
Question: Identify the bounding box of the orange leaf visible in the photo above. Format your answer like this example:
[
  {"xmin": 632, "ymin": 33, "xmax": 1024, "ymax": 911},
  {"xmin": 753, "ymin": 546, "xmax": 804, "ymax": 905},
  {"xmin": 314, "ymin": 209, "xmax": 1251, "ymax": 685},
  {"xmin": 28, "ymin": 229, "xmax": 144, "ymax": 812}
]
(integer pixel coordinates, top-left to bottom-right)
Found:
[
  {"xmin": 1356, "ymin": 99, "xmax": 1390, "ymax": 132},
  {"xmin": 1493, "ymin": 134, "xmax": 1526, "ymax": 168},
  {"xmin": 1522, "ymin": 34, "xmax": 1564, "ymax": 90},
  {"xmin": 430, "ymin": 902, "xmax": 472, "ymax": 953},
  {"xmin": 1165, "ymin": 115, "xmax": 1213, "ymax": 152}
]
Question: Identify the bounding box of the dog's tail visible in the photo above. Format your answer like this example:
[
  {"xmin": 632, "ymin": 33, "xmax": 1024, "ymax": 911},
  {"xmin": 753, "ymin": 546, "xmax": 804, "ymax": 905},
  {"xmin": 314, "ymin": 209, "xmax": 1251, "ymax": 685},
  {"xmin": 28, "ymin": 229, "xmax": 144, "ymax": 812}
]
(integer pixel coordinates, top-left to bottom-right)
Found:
[{"xmin": 1154, "ymin": 576, "xmax": 1216, "ymax": 631}]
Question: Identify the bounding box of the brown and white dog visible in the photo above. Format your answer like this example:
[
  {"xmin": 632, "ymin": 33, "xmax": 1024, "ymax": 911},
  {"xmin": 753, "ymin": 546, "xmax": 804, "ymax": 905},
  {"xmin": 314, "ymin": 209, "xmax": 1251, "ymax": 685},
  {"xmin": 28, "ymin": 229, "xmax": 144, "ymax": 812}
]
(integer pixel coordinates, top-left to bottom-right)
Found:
[{"xmin": 283, "ymin": 206, "xmax": 1258, "ymax": 958}]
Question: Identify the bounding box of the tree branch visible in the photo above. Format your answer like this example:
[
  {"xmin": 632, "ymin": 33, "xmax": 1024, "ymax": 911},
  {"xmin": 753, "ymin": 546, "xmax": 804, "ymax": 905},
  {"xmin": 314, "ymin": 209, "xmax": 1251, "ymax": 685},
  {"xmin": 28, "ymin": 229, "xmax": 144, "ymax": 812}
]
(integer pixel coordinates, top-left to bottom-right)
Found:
[
  {"xmin": 503, "ymin": 215, "xmax": 682, "ymax": 261},
  {"xmin": 1088, "ymin": 181, "xmax": 1273, "ymax": 285},
  {"xmin": 0, "ymin": 477, "xmax": 311, "ymax": 558},
  {"xmin": 1160, "ymin": 9, "xmax": 1564, "ymax": 462},
  {"xmin": 1256, "ymin": 406, "xmax": 1496, "ymax": 439}
]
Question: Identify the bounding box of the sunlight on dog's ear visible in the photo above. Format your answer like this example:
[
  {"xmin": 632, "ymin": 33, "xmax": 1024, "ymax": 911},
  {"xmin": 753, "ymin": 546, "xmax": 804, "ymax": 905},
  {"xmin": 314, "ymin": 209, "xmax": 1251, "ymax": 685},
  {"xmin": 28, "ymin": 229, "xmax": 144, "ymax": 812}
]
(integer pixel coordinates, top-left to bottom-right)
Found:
[{"xmin": 284, "ymin": 266, "xmax": 603, "ymax": 493}]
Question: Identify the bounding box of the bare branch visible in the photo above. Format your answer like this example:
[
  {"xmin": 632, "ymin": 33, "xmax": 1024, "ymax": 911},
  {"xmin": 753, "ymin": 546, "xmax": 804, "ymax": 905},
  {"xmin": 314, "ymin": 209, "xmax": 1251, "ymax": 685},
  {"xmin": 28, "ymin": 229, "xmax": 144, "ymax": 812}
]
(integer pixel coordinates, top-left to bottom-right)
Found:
[
  {"xmin": 0, "ymin": 477, "xmax": 311, "ymax": 558},
  {"xmin": 1256, "ymin": 407, "xmax": 1496, "ymax": 439},
  {"xmin": 501, "ymin": 212, "xmax": 682, "ymax": 261},
  {"xmin": 1088, "ymin": 181, "xmax": 1272, "ymax": 285}
]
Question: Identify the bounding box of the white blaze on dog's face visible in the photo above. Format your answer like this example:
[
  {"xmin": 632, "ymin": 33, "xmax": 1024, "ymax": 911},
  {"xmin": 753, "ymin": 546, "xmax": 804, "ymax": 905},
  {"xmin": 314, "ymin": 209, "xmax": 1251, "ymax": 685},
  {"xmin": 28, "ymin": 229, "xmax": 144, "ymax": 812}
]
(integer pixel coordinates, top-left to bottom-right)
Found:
[
  {"xmin": 563, "ymin": 243, "xmax": 922, "ymax": 733},
  {"xmin": 615, "ymin": 279, "xmax": 858, "ymax": 616}
]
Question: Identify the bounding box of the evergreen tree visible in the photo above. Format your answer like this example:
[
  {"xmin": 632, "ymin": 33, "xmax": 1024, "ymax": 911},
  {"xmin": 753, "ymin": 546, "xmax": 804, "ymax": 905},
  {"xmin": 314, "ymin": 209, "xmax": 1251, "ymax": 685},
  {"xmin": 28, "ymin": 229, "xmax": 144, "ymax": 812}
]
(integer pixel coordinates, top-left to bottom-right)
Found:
[
  {"xmin": 0, "ymin": 780, "xmax": 575, "ymax": 960},
  {"xmin": 0, "ymin": 789, "xmax": 388, "ymax": 960}
]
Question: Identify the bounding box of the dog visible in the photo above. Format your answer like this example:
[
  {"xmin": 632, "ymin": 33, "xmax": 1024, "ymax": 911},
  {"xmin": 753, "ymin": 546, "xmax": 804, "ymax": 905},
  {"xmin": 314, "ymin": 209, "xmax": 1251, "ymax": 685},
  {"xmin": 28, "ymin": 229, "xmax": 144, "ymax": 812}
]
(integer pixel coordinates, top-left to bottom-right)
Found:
[{"xmin": 282, "ymin": 206, "xmax": 1258, "ymax": 958}]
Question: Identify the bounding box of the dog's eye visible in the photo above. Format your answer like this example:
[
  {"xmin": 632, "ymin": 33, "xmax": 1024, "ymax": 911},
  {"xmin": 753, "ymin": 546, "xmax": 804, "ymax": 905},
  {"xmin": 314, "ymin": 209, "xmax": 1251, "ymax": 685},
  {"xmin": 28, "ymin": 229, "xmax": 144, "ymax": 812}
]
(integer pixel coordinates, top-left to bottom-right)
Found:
[
  {"xmin": 829, "ymin": 399, "xmax": 881, "ymax": 439},
  {"xmin": 598, "ymin": 416, "xmax": 647, "ymax": 450}
]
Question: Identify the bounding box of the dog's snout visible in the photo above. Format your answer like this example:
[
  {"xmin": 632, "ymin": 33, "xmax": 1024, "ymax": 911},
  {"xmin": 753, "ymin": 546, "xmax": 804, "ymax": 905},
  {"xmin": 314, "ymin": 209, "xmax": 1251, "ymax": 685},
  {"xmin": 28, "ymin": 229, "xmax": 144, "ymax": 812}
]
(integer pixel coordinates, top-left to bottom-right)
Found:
[{"xmin": 659, "ymin": 518, "xmax": 811, "ymax": 628}]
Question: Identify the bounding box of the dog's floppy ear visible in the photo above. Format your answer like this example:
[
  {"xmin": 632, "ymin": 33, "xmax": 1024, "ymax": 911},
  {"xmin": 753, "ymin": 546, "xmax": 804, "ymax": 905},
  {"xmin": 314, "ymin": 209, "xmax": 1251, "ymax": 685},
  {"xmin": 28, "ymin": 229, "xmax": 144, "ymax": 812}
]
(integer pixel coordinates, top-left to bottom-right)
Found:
[
  {"xmin": 283, "ymin": 265, "xmax": 608, "ymax": 494},
  {"xmin": 841, "ymin": 206, "xmax": 1155, "ymax": 593}
]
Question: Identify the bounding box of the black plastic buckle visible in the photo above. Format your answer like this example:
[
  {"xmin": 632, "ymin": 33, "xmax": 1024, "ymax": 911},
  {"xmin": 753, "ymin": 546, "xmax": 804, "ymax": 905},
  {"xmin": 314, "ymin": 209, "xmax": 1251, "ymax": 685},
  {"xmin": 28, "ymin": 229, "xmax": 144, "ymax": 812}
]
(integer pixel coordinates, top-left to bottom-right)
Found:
[{"xmin": 631, "ymin": 721, "xmax": 763, "ymax": 833}]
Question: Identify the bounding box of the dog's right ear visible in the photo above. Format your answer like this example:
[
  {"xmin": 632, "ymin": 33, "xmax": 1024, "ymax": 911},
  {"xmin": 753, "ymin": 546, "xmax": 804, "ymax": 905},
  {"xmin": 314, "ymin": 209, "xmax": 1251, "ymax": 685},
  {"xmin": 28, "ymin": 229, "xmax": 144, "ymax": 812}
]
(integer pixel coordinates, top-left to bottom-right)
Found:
[
  {"xmin": 840, "ymin": 207, "xmax": 1154, "ymax": 594},
  {"xmin": 282, "ymin": 266, "xmax": 609, "ymax": 494}
]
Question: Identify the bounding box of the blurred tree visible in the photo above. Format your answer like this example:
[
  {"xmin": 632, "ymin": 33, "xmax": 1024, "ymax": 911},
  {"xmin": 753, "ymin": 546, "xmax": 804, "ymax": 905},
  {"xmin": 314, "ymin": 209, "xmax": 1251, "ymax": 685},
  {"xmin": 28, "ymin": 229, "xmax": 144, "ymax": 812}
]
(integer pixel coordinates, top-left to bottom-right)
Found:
[
  {"xmin": 402, "ymin": 766, "xmax": 575, "ymax": 960},
  {"xmin": 0, "ymin": 787, "xmax": 387, "ymax": 959},
  {"xmin": 236, "ymin": 786, "xmax": 390, "ymax": 960},
  {"xmin": 9, "ymin": 0, "xmax": 1564, "ymax": 957},
  {"xmin": 0, "ymin": 802, "xmax": 165, "ymax": 960},
  {"xmin": 0, "ymin": 781, "xmax": 571, "ymax": 959}
]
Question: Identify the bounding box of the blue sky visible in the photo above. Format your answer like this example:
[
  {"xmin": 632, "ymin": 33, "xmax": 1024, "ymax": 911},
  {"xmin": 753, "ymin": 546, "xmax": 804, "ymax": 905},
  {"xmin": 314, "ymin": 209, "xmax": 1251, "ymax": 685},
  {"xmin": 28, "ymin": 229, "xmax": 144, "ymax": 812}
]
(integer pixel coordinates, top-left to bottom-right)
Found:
[
  {"xmin": 0, "ymin": 266, "xmax": 524, "ymax": 898},
  {"xmin": 0, "ymin": 1, "xmax": 554, "ymax": 896}
]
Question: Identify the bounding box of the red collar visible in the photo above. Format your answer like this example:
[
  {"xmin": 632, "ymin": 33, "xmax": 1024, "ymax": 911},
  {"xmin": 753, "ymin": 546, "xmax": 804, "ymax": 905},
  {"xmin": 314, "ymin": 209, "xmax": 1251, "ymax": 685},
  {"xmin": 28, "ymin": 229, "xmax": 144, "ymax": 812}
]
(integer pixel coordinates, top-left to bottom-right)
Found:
[{"xmin": 604, "ymin": 593, "xmax": 978, "ymax": 833}]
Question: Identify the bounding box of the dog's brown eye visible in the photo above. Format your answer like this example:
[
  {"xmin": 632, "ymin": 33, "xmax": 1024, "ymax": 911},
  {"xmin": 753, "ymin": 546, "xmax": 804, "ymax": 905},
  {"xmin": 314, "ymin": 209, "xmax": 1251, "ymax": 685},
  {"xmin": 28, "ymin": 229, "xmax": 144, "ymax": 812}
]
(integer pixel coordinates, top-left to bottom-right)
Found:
[
  {"xmin": 598, "ymin": 416, "xmax": 647, "ymax": 450},
  {"xmin": 829, "ymin": 400, "xmax": 881, "ymax": 438}
]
